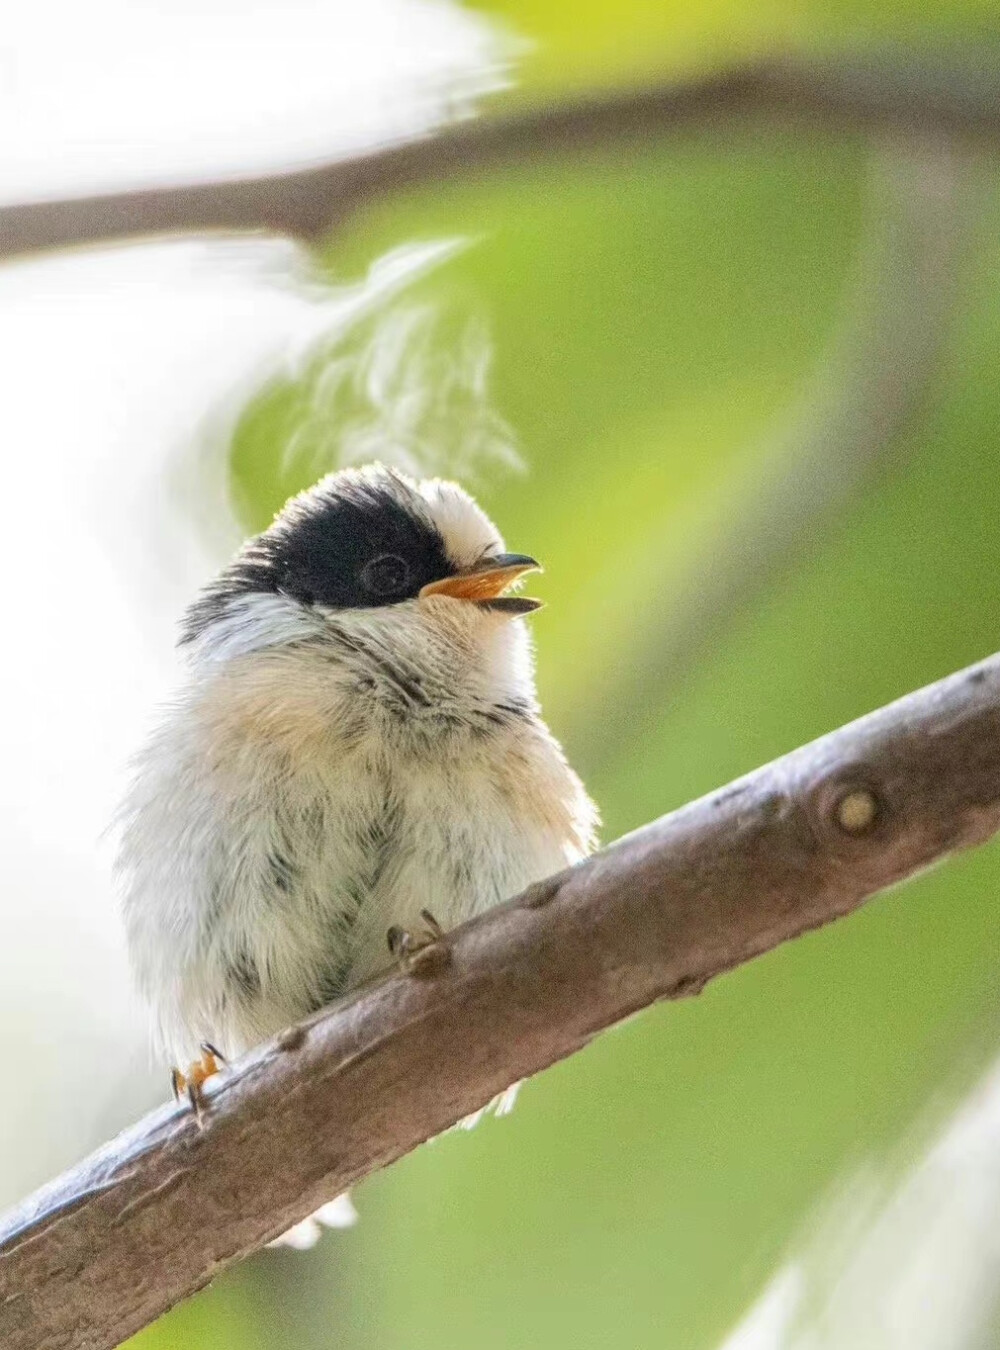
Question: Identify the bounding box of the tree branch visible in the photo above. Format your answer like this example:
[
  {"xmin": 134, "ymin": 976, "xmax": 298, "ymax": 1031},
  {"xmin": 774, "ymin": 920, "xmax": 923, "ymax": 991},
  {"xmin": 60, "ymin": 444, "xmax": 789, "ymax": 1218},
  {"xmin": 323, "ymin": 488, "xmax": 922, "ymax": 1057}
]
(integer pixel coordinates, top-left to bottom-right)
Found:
[
  {"xmin": 3, "ymin": 652, "xmax": 1000, "ymax": 1349},
  {"xmin": 1, "ymin": 54, "xmax": 999, "ymax": 261}
]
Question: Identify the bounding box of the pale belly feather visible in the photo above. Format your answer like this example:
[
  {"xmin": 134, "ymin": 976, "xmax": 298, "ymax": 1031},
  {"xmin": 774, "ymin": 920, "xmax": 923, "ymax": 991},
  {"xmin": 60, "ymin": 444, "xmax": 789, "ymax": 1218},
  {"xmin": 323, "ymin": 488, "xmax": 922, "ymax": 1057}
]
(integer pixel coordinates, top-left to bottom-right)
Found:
[{"xmin": 120, "ymin": 630, "xmax": 595, "ymax": 1063}]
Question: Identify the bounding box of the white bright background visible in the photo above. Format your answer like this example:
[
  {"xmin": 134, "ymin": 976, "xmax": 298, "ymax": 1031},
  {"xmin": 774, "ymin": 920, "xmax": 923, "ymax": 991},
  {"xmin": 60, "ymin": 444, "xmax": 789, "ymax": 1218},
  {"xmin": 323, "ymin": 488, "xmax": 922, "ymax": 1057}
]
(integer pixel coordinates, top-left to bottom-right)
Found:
[{"xmin": 0, "ymin": 0, "xmax": 511, "ymax": 1206}]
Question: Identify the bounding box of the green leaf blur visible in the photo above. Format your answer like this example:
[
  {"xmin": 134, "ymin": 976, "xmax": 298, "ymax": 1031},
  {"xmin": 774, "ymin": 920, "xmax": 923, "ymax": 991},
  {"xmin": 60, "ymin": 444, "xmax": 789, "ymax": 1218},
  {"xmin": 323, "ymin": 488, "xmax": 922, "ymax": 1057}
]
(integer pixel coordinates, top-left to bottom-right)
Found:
[{"xmin": 132, "ymin": 15, "xmax": 1000, "ymax": 1350}]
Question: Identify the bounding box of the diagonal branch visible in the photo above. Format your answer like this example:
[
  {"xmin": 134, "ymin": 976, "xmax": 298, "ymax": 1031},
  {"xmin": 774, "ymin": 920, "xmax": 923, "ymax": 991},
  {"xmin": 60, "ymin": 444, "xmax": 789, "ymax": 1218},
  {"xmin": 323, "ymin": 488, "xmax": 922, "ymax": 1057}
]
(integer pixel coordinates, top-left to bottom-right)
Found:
[
  {"xmin": 2, "ymin": 54, "xmax": 1000, "ymax": 261},
  {"xmin": 3, "ymin": 650, "xmax": 1000, "ymax": 1350}
]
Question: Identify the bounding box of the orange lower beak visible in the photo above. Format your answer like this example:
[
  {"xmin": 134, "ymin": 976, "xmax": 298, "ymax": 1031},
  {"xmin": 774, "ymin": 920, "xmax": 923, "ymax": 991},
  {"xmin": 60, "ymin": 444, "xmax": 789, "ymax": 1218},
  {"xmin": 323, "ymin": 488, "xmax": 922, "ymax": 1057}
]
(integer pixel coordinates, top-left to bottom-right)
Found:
[{"xmin": 419, "ymin": 554, "xmax": 543, "ymax": 613}]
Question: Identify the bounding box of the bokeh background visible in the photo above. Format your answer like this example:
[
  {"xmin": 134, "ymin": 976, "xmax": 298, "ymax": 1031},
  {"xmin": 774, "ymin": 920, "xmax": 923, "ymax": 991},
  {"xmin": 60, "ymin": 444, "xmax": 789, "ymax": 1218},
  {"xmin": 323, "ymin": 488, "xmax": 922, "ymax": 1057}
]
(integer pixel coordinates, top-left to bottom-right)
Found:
[{"xmin": 1, "ymin": 2, "xmax": 999, "ymax": 1348}]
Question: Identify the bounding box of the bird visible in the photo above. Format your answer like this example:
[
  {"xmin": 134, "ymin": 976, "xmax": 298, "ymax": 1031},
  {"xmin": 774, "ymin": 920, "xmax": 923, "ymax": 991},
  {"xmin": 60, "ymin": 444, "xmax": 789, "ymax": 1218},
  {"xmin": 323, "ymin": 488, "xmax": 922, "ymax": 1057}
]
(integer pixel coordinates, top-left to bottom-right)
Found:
[{"xmin": 116, "ymin": 464, "xmax": 598, "ymax": 1184}]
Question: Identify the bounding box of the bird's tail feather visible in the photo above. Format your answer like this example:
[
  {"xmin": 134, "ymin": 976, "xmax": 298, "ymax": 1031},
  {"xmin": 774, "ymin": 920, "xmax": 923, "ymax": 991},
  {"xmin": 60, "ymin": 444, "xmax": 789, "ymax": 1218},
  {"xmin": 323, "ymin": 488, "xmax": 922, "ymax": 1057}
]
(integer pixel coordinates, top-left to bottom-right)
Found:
[{"xmin": 269, "ymin": 1193, "xmax": 359, "ymax": 1250}]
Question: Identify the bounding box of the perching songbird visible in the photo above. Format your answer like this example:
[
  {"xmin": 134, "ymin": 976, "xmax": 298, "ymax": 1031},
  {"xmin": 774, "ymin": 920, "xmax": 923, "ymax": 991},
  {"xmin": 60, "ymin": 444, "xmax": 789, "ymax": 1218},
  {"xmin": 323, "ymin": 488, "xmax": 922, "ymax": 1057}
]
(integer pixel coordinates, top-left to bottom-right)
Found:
[{"xmin": 117, "ymin": 465, "xmax": 598, "ymax": 1154}]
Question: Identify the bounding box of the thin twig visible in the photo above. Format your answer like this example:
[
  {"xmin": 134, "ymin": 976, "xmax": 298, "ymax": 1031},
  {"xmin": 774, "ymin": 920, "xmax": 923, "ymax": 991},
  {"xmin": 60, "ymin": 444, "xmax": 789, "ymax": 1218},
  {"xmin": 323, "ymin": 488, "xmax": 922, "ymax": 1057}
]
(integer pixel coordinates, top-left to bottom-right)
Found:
[
  {"xmin": 1, "ymin": 55, "xmax": 1000, "ymax": 261},
  {"xmin": 3, "ymin": 650, "xmax": 1000, "ymax": 1350}
]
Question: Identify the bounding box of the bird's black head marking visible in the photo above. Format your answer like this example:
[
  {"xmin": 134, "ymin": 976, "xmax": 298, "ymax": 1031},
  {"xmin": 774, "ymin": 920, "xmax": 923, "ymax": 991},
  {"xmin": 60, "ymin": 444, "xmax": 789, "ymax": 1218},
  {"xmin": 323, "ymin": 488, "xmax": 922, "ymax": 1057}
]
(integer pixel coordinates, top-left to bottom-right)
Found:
[{"xmin": 182, "ymin": 467, "xmax": 454, "ymax": 643}]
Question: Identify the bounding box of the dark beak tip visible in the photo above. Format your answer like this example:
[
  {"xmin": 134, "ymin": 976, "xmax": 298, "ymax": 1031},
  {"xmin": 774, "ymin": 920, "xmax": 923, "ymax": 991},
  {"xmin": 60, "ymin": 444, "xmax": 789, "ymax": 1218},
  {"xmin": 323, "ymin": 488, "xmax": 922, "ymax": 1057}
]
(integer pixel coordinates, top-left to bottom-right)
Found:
[
  {"xmin": 480, "ymin": 596, "xmax": 544, "ymax": 616},
  {"xmin": 496, "ymin": 552, "xmax": 541, "ymax": 573}
]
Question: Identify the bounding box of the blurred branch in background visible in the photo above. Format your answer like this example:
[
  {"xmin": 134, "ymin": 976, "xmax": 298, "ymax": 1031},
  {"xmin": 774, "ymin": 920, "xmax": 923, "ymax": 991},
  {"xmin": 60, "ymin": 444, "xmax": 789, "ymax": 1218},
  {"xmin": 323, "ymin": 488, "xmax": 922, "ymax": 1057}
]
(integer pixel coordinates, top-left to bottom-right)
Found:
[
  {"xmin": 4, "ymin": 650, "xmax": 1000, "ymax": 1350},
  {"xmin": 1, "ymin": 55, "xmax": 1000, "ymax": 261},
  {"xmin": 574, "ymin": 138, "xmax": 972, "ymax": 768},
  {"xmin": 720, "ymin": 1053, "xmax": 1000, "ymax": 1350}
]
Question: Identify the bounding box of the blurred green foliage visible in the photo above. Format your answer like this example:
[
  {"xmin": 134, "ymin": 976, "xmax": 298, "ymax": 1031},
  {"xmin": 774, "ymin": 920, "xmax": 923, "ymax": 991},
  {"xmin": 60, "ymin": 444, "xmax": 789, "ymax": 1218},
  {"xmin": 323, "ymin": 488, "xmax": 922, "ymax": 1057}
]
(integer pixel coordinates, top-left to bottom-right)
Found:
[
  {"xmin": 466, "ymin": 0, "xmax": 1000, "ymax": 93},
  {"xmin": 132, "ymin": 7, "xmax": 1000, "ymax": 1349}
]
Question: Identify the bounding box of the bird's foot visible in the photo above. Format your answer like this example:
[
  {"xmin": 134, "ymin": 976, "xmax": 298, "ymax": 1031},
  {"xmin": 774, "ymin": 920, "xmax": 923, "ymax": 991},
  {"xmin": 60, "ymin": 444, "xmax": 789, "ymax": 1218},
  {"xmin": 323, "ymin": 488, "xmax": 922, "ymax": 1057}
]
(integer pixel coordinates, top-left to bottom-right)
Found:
[
  {"xmin": 171, "ymin": 1041, "xmax": 226, "ymax": 1122},
  {"xmin": 387, "ymin": 909, "xmax": 451, "ymax": 976}
]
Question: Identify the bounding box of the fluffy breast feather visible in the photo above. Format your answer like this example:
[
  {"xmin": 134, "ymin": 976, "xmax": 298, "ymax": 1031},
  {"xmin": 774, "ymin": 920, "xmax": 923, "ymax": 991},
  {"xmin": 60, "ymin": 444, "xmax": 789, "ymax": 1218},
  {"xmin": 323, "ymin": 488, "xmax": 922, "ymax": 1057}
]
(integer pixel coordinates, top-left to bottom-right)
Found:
[{"xmin": 117, "ymin": 621, "xmax": 597, "ymax": 1063}]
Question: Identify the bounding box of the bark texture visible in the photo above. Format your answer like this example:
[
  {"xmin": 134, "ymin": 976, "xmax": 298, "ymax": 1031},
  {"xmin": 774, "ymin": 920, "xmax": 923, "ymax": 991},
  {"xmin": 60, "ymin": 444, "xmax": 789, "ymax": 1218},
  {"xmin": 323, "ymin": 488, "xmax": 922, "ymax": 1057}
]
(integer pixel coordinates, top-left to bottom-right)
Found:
[{"xmin": 2, "ymin": 652, "xmax": 1000, "ymax": 1350}]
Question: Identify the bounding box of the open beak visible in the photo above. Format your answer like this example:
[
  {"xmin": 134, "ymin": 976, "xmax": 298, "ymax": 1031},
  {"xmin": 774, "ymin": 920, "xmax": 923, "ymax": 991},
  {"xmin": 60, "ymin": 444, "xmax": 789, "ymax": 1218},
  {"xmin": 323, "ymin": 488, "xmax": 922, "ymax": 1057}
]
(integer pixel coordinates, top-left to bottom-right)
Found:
[{"xmin": 419, "ymin": 553, "xmax": 543, "ymax": 615}]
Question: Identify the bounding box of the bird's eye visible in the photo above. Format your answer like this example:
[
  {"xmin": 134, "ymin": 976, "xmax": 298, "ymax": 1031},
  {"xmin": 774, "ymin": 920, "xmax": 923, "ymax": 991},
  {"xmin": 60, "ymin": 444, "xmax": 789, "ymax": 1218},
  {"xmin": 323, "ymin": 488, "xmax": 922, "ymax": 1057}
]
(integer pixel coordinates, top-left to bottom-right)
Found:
[{"xmin": 361, "ymin": 553, "xmax": 410, "ymax": 598}]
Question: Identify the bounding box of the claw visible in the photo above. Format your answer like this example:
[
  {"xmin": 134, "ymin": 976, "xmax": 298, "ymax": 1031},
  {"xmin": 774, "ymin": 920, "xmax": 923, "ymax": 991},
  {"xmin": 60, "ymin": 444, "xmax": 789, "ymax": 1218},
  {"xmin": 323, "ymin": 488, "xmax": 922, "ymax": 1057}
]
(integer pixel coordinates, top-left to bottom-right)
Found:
[
  {"xmin": 386, "ymin": 910, "xmax": 451, "ymax": 977},
  {"xmin": 419, "ymin": 909, "xmax": 445, "ymax": 941},
  {"xmin": 170, "ymin": 1041, "xmax": 227, "ymax": 1124}
]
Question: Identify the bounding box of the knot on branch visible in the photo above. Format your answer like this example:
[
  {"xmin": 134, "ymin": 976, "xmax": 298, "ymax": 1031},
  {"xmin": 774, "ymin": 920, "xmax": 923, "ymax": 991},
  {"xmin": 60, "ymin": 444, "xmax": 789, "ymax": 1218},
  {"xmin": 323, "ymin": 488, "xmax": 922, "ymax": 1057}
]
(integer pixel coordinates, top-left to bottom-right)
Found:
[{"xmin": 807, "ymin": 770, "xmax": 886, "ymax": 849}]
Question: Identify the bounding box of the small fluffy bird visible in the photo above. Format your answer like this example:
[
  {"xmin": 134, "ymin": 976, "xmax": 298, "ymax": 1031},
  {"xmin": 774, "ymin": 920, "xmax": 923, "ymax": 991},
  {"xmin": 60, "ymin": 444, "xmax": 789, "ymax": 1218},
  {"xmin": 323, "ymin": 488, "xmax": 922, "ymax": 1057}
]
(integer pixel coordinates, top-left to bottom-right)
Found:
[{"xmin": 117, "ymin": 465, "xmax": 597, "ymax": 1148}]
